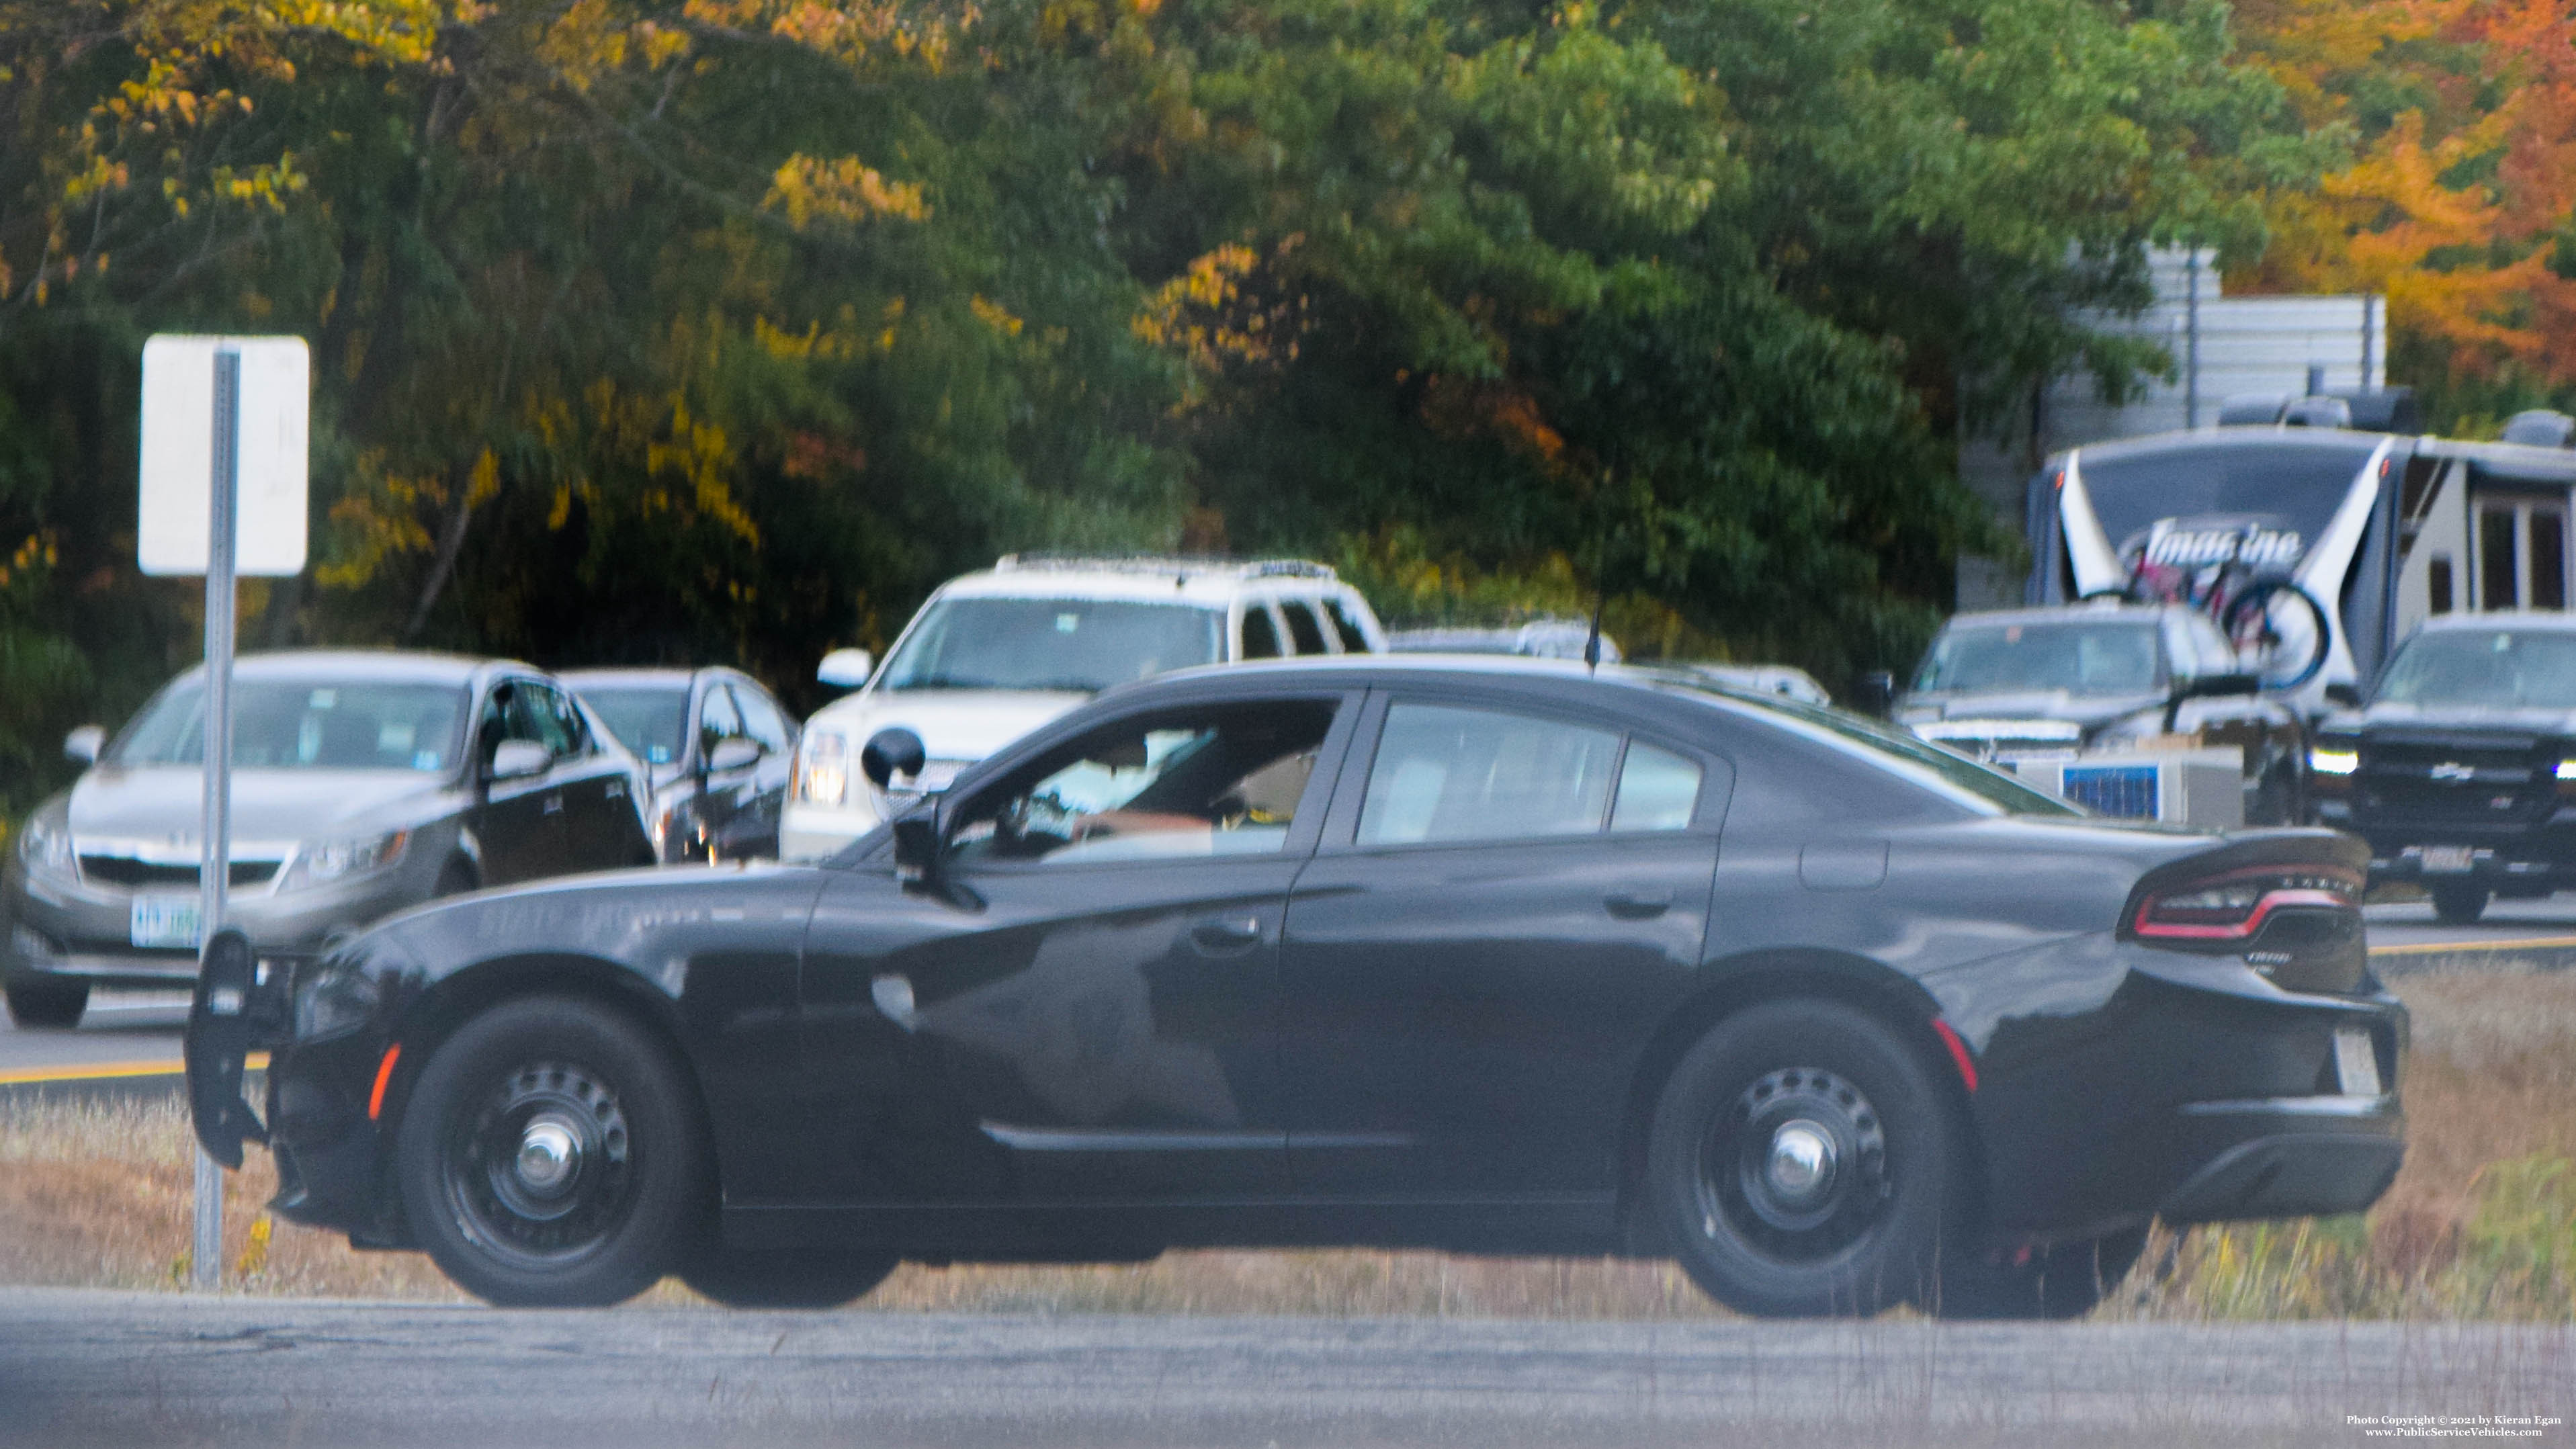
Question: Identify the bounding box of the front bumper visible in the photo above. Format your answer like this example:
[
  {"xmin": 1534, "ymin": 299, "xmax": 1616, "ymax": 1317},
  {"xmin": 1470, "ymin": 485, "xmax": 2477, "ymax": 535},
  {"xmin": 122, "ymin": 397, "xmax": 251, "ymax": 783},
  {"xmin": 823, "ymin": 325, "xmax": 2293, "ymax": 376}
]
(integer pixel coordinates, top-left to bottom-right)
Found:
[
  {"xmin": 2313, "ymin": 795, "xmax": 2576, "ymax": 887},
  {"xmin": 3, "ymin": 857, "xmax": 433, "ymax": 991},
  {"xmin": 779, "ymin": 799, "xmax": 881, "ymax": 863}
]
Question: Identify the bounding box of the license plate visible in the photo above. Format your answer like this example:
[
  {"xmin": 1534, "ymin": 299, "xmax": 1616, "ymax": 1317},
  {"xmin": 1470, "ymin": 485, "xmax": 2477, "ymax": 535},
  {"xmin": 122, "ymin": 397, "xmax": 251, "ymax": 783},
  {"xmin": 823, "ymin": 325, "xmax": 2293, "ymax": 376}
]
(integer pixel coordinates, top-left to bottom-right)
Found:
[
  {"xmin": 2421, "ymin": 845, "xmax": 2475, "ymax": 873},
  {"xmin": 129, "ymin": 896, "xmax": 203, "ymax": 950},
  {"xmin": 2334, "ymin": 1028, "xmax": 2382, "ymax": 1097}
]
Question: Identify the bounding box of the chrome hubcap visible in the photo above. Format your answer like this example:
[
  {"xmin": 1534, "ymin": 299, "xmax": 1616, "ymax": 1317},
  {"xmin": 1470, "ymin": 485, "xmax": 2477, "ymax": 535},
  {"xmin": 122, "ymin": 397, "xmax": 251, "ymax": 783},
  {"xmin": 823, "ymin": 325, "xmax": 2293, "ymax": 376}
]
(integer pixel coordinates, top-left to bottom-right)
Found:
[
  {"xmin": 1698, "ymin": 1066, "xmax": 1892, "ymax": 1264},
  {"xmin": 515, "ymin": 1116, "xmax": 581, "ymax": 1194},
  {"xmin": 449, "ymin": 1061, "xmax": 635, "ymax": 1266},
  {"xmin": 1764, "ymin": 1120, "xmax": 1838, "ymax": 1204}
]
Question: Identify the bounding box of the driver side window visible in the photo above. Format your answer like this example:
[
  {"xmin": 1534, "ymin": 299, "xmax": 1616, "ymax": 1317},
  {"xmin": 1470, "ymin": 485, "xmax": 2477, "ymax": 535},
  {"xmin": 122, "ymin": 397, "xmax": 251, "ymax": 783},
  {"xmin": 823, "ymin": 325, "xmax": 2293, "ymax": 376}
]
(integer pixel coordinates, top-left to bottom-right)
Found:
[{"xmin": 948, "ymin": 699, "xmax": 1339, "ymax": 867}]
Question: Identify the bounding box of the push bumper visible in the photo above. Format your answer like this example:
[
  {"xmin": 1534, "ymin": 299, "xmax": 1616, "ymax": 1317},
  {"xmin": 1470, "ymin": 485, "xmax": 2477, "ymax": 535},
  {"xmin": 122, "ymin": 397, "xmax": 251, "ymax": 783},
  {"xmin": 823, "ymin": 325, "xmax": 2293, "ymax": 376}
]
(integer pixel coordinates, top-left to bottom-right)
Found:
[{"xmin": 184, "ymin": 938, "xmax": 402, "ymax": 1243}]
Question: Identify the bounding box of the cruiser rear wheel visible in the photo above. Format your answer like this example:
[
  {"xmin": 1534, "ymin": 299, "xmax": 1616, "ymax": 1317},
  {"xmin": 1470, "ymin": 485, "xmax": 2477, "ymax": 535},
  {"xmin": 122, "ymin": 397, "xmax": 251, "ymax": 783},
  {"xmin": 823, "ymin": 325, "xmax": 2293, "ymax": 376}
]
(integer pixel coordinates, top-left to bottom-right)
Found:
[{"xmin": 1647, "ymin": 999, "xmax": 1968, "ymax": 1317}]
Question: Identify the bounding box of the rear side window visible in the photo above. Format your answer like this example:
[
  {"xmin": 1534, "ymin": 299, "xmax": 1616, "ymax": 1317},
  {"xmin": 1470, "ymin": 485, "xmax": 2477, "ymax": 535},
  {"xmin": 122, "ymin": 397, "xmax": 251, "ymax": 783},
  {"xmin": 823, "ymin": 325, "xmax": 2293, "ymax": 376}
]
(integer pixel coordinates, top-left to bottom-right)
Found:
[
  {"xmin": 1359, "ymin": 704, "xmax": 1622, "ymax": 845},
  {"xmin": 1611, "ymin": 743, "xmax": 1702, "ymax": 831},
  {"xmin": 1324, "ymin": 597, "xmax": 1374, "ymax": 652},
  {"xmin": 1241, "ymin": 605, "xmax": 1283, "ymax": 660},
  {"xmin": 1281, "ymin": 599, "xmax": 1331, "ymax": 654}
]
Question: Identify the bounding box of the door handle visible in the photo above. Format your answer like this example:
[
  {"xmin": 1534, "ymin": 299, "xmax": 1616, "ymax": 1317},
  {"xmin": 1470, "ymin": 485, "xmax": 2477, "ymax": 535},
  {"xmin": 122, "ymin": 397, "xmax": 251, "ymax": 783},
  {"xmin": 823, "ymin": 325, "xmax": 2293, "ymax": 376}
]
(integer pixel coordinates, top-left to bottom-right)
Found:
[
  {"xmin": 542, "ymin": 795, "xmax": 564, "ymax": 816},
  {"xmin": 1605, "ymin": 890, "xmax": 1672, "ymax": 920},
  {"xmin": 1189, "ymin": 917, "xmax": 1264, "ymax": 954}
]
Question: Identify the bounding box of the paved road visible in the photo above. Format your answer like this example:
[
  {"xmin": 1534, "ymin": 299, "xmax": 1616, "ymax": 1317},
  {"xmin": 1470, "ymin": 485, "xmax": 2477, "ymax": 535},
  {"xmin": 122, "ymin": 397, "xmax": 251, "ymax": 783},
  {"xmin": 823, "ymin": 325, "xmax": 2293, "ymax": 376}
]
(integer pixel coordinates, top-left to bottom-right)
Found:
[
  {"xmin": 2362, "ymin": 895, "xmax": 2576, "ymax": 967},
  {"xmin": 0, "ymin": 1289, "xmax": 2568, "ymax": 1448},
  {"xmin": 0, "ymin": 990, "xmax": 193, "ymax": 1090},
  {"xmin": 1, "ymin": 901, "xmax": 2569, "ymax": 1090}
]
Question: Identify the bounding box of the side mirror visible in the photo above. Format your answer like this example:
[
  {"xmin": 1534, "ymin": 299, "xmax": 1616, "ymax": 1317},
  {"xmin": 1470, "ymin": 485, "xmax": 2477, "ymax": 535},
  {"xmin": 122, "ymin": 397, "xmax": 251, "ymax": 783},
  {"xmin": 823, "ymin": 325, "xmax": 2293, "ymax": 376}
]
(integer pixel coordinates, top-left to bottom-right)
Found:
[
  {"xmin": 817, "ymin": 648, "xmax": 875, "ymax": 690},
  {"xmin": 1852, "ymin": 671, "xmax": 1895, "ymax": 718},
  {"xmin": 488, "ymin": 739, "xmax": 552, "ymax": 781},
  {"xmin": 861, "ymin": 727, "xmax": 927, "ymax": 791},
  {"xmin": 704, "ymin": 736, "xmax": 761, "ymax": 773},
  {"xmin": 2323, "ymin": 681, "xmax": 2363, "ymax": 709},
  {"xmin": 63, "ymin": 725, "xmax": 104, "ymax": 766},
  {"xmin": 890, "ymin": 809, "xmax": 941, "ymax": 884}
]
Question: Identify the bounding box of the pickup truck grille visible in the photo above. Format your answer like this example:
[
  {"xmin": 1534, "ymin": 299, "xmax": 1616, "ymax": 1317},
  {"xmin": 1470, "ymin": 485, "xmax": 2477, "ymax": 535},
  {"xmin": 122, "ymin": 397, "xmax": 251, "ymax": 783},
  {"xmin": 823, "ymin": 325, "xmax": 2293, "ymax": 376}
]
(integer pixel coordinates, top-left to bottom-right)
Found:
[{"xmin": 2358, "ymin": 736, "xmax": 2552, "ymax": 825}]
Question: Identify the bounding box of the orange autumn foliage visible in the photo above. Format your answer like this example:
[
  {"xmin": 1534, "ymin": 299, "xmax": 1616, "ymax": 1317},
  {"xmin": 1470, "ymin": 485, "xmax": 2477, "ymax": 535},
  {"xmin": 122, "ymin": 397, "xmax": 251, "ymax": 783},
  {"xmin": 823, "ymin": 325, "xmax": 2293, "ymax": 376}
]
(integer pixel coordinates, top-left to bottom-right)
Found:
[{"xmin": 2235, "ymin": 0, "xmax": 2576, "ymax": 392}]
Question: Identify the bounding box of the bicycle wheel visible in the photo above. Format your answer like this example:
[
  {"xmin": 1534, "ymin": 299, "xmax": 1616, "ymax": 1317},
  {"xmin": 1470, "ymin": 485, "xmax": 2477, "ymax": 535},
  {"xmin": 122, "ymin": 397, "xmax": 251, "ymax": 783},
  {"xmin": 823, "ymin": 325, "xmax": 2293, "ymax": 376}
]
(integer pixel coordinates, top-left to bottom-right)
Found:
[{"xmin": 2221, "ymin": 580, "xmax": 2331, "ymax": 691}]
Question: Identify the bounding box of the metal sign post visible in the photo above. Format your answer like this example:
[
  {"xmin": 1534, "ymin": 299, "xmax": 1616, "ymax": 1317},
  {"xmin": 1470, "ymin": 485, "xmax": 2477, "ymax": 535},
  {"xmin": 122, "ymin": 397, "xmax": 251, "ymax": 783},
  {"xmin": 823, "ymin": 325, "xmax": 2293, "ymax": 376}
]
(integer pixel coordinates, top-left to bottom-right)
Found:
[
  {"xmin": 140, "ymin": 335, "xmax": 307, "ymax": 1292},
  {"xmin": 189, "ymin": 349, "xmax": 240, "ymax": 1290}
]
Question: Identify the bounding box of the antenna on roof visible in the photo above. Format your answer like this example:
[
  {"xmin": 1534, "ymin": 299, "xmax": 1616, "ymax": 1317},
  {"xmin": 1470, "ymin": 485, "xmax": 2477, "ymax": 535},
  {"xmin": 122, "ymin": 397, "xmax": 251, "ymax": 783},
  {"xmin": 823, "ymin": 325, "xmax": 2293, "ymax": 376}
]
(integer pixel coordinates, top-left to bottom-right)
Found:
[{"xmin": 1583, "ymin": 513, "xmax": 1608, "ymax": 673}]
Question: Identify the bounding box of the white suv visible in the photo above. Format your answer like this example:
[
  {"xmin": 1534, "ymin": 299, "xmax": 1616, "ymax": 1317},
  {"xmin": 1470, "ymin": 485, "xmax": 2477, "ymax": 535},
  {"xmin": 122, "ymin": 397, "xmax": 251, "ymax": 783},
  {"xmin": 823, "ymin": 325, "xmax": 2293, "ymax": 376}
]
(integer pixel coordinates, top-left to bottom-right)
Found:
[{"xmin": 779, "ymin": 556, "xmax": 1386, "ymax": 860}]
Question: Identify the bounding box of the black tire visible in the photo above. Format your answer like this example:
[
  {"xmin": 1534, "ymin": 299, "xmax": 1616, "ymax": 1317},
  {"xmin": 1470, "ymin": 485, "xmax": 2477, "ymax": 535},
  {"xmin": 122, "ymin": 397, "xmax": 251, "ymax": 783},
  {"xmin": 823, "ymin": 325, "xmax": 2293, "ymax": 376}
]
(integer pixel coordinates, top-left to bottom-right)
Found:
[
  {"xmin": 681, "ymin": 1247, "xmax": 898, "ymax": 1309},
  {"xmin": 2430, "ymin": 881, "xmax": 2490, "ymax": 925},
  {"xmin": 394, "ymin": 996, "xmax": 705, "ymax": 1307},
  {"xmin": 434, "ymin": 858, "xmax": 480, "ymax": 897},
  {"xmin": 4, "ymin": 980, "xmax": 89, "ymax": 1029},
  {"xmin": 1645, "ymin": 999, "xmax": 1969, "ymax": 1318},
  {"xmin": 1933, "ymin": 1226, "xmax": 2147, "ymax": 1320}
]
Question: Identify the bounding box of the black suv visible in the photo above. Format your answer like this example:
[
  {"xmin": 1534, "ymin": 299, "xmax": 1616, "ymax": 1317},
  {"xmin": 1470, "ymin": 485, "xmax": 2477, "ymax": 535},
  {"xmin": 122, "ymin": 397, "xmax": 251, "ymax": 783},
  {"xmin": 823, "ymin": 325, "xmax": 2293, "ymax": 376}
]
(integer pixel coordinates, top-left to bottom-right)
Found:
[{"xmin": 2309, "ymin": 615, "xmax": 2576, "ymax": 922}]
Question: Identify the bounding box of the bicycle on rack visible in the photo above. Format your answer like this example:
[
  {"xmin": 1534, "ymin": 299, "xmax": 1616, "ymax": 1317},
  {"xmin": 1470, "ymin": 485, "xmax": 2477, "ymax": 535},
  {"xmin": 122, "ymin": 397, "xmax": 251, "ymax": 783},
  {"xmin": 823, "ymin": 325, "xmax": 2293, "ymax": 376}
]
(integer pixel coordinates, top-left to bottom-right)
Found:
[{"xmin": 2085, "ymin": 522, "xmax": 2333, "ymax": 691}]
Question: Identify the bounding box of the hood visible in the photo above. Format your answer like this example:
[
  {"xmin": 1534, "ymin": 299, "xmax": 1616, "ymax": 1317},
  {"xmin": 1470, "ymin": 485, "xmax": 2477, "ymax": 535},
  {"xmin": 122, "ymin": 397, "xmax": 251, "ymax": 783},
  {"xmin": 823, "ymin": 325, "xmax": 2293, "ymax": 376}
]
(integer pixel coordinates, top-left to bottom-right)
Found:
[
  {"xmin": 802, "ymin": 688, "xmax": 1088, "ymax": 763},
  {"xmin": 1899, "ymin": 689, "xmax": 2165, "ymax": 734},
  {"xmin": 2345, "ymin": 700, "xmax": 2576, "ymax": 739},
  {"xmin": 66, "ymin": 766, "xmax": 456, "ymax": 847}
]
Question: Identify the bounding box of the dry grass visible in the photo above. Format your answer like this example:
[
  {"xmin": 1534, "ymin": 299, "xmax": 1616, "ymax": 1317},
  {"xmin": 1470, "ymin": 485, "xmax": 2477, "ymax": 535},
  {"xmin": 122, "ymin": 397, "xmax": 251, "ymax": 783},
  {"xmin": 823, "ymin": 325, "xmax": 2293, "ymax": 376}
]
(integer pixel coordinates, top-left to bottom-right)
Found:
[{"xmin": 1, "ymin": 965, "xmax": 2569, "ymax": 1319}]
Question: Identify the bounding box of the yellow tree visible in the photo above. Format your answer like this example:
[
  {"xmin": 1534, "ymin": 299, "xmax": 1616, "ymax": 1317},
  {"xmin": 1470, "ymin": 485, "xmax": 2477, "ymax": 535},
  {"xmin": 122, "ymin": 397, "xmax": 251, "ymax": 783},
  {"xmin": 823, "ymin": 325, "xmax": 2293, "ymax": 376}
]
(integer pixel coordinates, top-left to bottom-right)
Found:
[{"xmin": 2234, "ymin": 0, "xmax": 2576, "ymax": 418}]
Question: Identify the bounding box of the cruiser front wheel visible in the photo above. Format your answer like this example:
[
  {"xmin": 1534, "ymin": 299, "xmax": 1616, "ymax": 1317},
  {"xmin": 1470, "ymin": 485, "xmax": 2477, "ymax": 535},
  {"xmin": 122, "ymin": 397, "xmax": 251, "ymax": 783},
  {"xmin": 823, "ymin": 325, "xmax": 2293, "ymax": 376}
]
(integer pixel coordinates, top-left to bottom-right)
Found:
[{"xmin": 395, "ymin": 996, "xmax": 705, "ymax": 1307}]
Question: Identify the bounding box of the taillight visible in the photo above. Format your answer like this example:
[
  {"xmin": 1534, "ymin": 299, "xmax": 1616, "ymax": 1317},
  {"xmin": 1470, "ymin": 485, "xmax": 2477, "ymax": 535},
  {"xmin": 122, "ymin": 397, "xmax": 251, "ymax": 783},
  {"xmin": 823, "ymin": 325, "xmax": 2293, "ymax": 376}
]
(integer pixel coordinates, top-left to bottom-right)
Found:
[{"xmin": 2131, "ymin": 865, "xmax": 2360, "ymax": 941}]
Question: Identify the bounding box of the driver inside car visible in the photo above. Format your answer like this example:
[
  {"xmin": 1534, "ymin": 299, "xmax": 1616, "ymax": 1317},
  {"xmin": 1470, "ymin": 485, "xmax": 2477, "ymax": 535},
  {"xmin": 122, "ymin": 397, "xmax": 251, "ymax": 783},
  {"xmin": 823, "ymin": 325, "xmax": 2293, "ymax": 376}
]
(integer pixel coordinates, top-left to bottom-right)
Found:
[{"xmin": 951, "ymin": 706, "xmax": 1331, "ymax": 865}]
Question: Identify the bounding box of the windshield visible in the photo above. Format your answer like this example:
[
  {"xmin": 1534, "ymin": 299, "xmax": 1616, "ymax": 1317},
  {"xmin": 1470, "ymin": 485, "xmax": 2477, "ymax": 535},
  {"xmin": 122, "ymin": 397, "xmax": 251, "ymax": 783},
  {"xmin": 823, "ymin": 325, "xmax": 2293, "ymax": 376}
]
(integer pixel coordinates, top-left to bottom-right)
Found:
[
  {"xmin": 879, "ymin": 597, "xmax": 1226, "ymax": 693},
  {"xmin": 113, "ymin": 679, "xmax": 470, "ymax": 772},
  {"xmin": 2376, "ymin": 629, "xmax": 2576, "ymax": 710},
  {"xmin": 2079, "ymin": 437, "xmax": 2380, "ymax": 574},
  {"xmin": 578, "ymin": 686, "xmax": 689, "ymax": 764},
  {"xmin": 1913, "ymin": 621, "xmax": 2161, "ymax": 697}
]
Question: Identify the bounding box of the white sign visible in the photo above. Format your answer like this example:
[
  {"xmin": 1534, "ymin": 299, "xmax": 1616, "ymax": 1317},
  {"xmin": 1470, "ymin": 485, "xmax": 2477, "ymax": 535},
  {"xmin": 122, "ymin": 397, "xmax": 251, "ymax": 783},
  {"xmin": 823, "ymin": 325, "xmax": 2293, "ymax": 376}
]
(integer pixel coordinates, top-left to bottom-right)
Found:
[{"xmin": 138, "ymin": 335, "xmax": 309, "ymax": 576}]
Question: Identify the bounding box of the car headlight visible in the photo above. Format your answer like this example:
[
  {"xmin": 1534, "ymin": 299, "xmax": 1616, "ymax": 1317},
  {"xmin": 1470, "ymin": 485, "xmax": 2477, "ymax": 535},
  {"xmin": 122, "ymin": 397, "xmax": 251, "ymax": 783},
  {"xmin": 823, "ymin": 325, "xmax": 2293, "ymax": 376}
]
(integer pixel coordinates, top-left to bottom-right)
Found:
[
  {"xmin": 2310, "ymin": 746, "xmax": 2360, "ymax": 776},
  {"xmin": 277, "ymin": 830, "xmax": 410, "ymax": 891},
  {"xmin": 292, "ymin": 958, "xmax": 381, "ymax": 1042},
  {"xmin": 17, "ymin": 810, "xmax": 75, "ymax": 883},
  {"xmin": 796, "ymin": 732, "xmax": 849, "ymax": 807}
]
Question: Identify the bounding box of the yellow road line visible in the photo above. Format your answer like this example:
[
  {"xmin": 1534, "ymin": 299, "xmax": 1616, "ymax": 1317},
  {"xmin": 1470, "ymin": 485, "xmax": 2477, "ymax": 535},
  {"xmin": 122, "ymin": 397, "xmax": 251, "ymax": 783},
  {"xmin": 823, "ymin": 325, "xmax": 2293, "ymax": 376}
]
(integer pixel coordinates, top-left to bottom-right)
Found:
[
  {"xmin": 2370, "ymin": 935, "xmax": 2576, "ymax": 957},
  {"xmin": 0, "ymin": 1052, "xmax": 265, "ymax": 1087}
]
